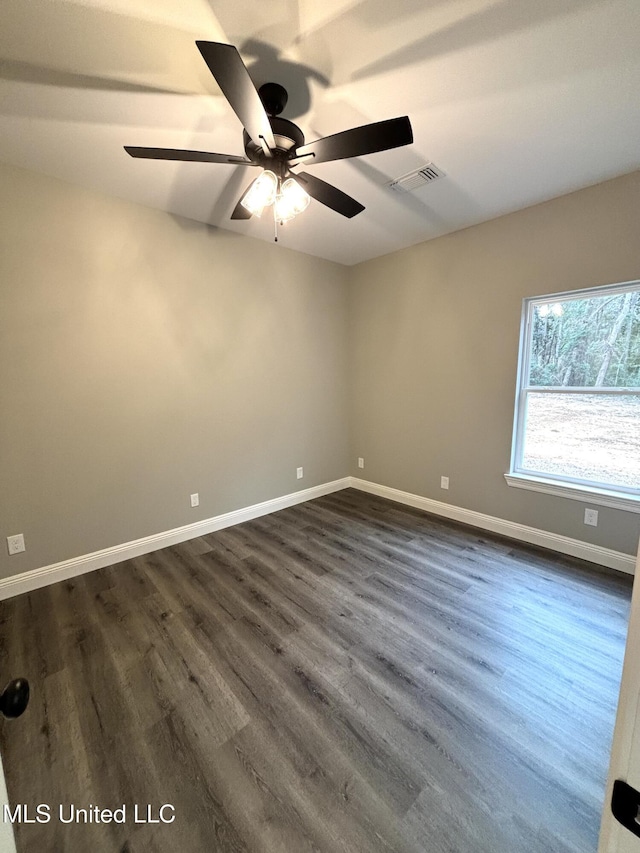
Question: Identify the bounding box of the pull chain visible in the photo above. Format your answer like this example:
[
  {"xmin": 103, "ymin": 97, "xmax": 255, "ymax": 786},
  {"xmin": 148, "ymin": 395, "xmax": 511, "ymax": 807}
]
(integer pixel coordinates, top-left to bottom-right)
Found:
[{"xmin": 274, "ymin": 175, "xmax": 282, "ymax": 242}]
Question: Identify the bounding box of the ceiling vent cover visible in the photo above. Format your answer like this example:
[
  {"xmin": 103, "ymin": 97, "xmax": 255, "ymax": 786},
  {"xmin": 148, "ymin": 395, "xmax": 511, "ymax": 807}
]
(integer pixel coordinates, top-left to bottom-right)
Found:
[{"xmin": 388, "ymin": 163, "xmax": 446, "ymax": 193}]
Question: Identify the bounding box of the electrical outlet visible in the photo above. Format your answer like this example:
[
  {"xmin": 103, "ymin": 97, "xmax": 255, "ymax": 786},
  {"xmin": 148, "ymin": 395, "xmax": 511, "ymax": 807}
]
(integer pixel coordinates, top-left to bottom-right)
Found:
[
  {"xmin": 7, "ymin": 534, "xmax": 25, "ymax": 556},
  {"xmin": 297, "ymin": 467, "xmax": 304, "ymax": 480},
  {"xmin": 584, "ymin": 508, "xmax": 598, "ymax": 527},
  {"xmin": 440, "ymin": 476, "xmax": 449, "ymax": 490},
  {"xmin": 190, "ymin": 493, "xmax": 199, "ymax": 508},
  {"xmin": 358, "ymin": 457, "xmax": 364, "ymax": 469}
]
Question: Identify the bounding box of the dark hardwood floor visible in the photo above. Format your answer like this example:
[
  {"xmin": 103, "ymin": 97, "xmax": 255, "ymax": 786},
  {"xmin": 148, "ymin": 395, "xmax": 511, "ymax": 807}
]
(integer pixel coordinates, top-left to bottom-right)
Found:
[{"xmin": 0, "ymin": 489, "xmax": 632, "ymax": 852}]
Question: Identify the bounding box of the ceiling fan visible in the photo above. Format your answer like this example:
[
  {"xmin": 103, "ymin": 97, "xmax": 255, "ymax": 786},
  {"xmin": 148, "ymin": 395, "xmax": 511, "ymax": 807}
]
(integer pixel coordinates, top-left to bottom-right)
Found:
[{"xmin": 125, "ymin": 41, "xmax": 413, "ymax": 235}]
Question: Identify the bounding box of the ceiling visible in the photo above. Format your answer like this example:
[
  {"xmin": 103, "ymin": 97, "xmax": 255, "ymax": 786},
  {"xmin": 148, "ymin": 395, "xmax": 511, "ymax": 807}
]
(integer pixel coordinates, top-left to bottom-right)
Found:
[{"xmin": 1, "ymin": 0, "xmax": 639, "ymax": 266}]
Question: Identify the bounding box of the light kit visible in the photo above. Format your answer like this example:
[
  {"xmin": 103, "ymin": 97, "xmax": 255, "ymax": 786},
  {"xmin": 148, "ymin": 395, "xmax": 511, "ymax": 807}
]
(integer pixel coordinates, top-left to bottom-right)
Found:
[{"xmin": 241, "ymin": 171, "xmax": 310, "ymax": 226}]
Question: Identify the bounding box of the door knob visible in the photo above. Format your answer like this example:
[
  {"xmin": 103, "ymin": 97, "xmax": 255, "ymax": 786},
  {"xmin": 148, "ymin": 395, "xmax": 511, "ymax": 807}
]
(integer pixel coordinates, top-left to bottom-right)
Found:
[
  {"xmin": 612, "ymin": 779, "xmax": 640, "ymax": 838},
  {"xmin": 0, "ymin": 679, "xmax": 29, "ymax": 719}
]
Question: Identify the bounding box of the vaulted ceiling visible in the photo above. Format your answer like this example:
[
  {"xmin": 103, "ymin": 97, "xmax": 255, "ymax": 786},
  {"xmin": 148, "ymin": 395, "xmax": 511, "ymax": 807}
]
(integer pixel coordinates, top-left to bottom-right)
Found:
[{"xmin": 1, "ymin": 0, "xmax": 639, "ymax": 265}]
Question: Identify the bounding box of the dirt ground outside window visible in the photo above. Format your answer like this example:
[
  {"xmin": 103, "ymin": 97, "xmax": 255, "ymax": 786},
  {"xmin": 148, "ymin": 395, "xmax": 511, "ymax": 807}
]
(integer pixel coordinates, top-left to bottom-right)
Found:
[{"xmin": 522, "ymin": 393, "xmax": 640, "ymax": 489}]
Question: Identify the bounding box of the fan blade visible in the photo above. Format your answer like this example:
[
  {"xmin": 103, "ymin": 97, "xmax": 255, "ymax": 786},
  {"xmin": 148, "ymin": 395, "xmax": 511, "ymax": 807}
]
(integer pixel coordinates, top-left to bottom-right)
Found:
[
  {"xmin": 289, "ymin": 116, "xmax": 412, "ymax": 166},
  {"xmin": 196, "ymin": 41, "xmax": 275, "ymax": 153},
  {"xmin": 124, "ymin": 146, "xmax": 256, "ymax": 165},
  {"xmin": 230, "ymin": 179, "xmax": 257, "ymax": 220},
  {"xmin": 293, "ymin": 172, "xmax": 364, "ymax": 218},
  {"xmin": 231, "ymin": 197, "xmax": 253, "ymax": 220}
]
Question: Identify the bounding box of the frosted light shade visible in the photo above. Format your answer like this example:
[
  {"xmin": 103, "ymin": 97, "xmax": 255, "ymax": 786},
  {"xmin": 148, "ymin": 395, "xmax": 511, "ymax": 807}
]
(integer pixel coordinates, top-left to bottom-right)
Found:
[
  {"xmin": 274, "ymin": 178, "xmax": 310, "ymax": 223},
  {"xmin": 241, "ymin": 170, "xmax": 278, "ymax": 216}
]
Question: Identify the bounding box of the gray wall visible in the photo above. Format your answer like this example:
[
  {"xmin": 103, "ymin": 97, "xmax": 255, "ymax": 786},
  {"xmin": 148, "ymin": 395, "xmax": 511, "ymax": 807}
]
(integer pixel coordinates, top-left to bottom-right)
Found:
[
  {"xmin": 348, "ymin": 171, "xmax": 640, "ymax": 556},
  {"xmin": 0, "ymin": 163, "xmax": 350, "ymax": 578},
  {"xmin": 2, "ymin": 163, "xmax": 639, "ymax": 582}
]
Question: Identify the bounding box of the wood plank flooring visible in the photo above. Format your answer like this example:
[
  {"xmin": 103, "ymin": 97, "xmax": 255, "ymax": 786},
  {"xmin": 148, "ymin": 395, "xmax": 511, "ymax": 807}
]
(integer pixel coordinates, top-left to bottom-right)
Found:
[{"xmin": 0, "ymin": 489, "xmax": 632, "ymax": 852}]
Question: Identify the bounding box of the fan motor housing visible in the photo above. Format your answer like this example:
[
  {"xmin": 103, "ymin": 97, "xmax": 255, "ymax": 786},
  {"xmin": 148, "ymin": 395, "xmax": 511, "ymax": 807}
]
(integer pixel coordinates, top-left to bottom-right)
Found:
[{"xmin": 243, "ymin": 118, "xmax": 305, "ymax": 167}]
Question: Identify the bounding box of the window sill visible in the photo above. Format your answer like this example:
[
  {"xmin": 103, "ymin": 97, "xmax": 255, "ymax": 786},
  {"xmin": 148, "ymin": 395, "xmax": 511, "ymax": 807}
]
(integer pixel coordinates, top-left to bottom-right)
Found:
[{"xmin": 504, "ymin": 473, "xmax": 640, "ymax": 513}]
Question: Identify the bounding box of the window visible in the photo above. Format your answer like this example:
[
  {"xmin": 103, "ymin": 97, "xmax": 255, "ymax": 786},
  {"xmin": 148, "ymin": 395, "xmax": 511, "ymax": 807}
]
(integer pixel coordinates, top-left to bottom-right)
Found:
[{"xmin": 507, "ymin": 281, "xmax": 640, "ymax": 511}]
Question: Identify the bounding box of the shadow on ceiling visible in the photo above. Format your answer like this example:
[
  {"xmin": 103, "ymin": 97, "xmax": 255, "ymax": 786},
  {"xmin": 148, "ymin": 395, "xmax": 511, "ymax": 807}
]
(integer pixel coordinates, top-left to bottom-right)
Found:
[
  {"xmin": 239, "ymin": 39, "xmax": 329, "ymax": 119},
  {"xmin": 0, "ymin": 0, "xmax": 215, "ymax": 96}
]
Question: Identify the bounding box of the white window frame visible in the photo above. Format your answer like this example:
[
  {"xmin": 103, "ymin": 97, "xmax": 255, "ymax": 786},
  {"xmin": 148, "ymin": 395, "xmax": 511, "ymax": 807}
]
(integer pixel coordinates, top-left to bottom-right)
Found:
[{"xmin": 505, "ymin": 280, "xmax": 640, "ymax": 513}]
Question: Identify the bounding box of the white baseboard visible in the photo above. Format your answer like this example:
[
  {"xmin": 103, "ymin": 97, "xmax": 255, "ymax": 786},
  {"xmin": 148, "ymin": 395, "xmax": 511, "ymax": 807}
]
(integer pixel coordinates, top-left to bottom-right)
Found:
[
  {"xmin": 350, "ymin": 478, "xmax": 636, "ymax": 575},
  {"xmin": 1, "ymin": 474, "xmax": 634, "ymax": 600},
  {"xmin": 0, "ymin": 478, "xmax": 351, "ymax": 600}
]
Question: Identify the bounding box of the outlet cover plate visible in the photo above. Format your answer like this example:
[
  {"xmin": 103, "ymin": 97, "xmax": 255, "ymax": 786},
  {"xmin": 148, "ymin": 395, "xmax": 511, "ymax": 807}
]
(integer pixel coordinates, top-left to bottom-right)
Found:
[
  {"xmin": 584, "ymin": 508, "xmax": 598, "ymax": 526},
  {"xmin": 190, "ymin": 493, "xmax": 199, "ymax": 508},
  {"xmin": 440, "ymin": 476, "xmax": 450, "ymax": 490},
  {"xmin": 7, "ymin": 534, "xmax": 25, "ymax": 555}
]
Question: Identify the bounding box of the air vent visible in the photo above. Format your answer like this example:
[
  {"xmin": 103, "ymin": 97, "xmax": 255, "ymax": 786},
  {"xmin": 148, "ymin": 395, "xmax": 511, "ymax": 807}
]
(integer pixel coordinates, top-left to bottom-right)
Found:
[{"xmin": 388, "ymin": 163, "xmax": 446, "ymax": 193}]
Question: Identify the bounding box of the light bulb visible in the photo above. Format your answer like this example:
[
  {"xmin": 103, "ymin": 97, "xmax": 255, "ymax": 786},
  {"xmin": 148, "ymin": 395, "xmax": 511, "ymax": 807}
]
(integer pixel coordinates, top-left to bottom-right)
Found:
[
  {"xmin": 241, "ymin": 170, "xmax": 278, "ymax": 216},
  {"xmin": 274, "ymin": 194, "xmax": 296, "ymax": 223}
]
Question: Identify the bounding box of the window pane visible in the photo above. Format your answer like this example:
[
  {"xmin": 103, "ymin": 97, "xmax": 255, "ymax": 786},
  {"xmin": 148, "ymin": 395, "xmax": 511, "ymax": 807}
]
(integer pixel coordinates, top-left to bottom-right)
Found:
[
  {"xmin": 529, "ymin": 288, "xmax": 640, "ymax": 387},
  {"xmin": 521, "ymin": 392, "xmax": 640, "ymax": 489}
]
